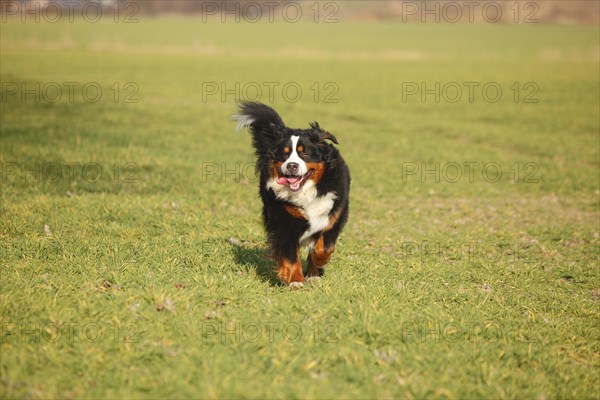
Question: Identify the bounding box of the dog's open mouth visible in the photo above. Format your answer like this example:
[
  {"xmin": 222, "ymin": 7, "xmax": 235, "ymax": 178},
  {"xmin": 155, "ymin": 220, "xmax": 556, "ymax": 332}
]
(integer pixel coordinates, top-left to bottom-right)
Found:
[{"xmin": 277, "ymin": 170, "xmax": 314, "ymax": 192}]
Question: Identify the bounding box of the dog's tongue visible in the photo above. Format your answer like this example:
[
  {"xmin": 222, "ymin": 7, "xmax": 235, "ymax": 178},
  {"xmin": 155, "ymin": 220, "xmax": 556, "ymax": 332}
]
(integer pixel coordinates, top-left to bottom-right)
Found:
[{"xmin": 278, "ymin": 176, "xmax": 302, "ymax": 185}]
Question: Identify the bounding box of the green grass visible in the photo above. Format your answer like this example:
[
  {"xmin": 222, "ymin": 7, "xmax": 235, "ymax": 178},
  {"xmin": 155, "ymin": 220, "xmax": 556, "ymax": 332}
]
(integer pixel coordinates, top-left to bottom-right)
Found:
[{"xmin": 1, "ymin": 17, "xmax": 599, "ymax": 399}]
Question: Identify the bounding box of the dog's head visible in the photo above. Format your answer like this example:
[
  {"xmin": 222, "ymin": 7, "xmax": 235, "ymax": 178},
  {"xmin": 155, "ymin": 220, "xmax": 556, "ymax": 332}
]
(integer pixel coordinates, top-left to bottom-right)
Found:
[
  {"xmin": 272, "ymin": 122, "xmax": 338, "ymax": 192},
  {"xmin": 233, "ymin": 102, "xmax": 339, "ymax": 192}
]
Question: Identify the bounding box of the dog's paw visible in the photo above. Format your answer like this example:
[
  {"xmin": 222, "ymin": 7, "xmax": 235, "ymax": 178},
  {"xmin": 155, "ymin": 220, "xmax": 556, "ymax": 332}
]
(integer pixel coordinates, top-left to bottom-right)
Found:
[{"xmin": 288, "ymin": 281, "xmax": 304, "ymax": 290}]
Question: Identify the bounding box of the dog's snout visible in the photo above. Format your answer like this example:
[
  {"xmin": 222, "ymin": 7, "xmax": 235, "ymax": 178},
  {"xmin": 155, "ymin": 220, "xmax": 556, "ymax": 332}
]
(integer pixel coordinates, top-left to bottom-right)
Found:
[{"xmin": 286, "ymin": 162, "xmax": 299, "ymax": 175}]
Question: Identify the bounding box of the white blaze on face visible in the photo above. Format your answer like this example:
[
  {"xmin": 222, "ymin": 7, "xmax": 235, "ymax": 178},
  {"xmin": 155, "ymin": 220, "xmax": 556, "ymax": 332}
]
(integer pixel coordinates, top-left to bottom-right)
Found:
[{"xmin": 281, "ymin": 135, "xmax": 308, "ymax": 176}]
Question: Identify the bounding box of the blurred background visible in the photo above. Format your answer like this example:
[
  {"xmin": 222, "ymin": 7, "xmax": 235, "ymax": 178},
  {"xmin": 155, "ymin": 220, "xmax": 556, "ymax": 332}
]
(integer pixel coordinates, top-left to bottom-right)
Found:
[{"xmin": 2, "ymin": 0, "xmax": 598, "ymax": 23}]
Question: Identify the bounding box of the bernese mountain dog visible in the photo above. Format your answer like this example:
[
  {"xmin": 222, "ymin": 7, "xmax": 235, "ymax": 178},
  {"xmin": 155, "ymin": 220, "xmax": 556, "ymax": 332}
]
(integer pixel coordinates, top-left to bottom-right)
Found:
[{"xmin": 234, "ymin": 102, "xmax": 350, "ymax": 289}]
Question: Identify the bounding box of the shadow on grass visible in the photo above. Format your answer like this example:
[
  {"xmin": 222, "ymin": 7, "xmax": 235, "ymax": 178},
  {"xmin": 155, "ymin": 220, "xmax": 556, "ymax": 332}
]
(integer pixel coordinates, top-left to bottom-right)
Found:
[{"xmin": 230, "ymin": 242, "xmax": 281, "ymax": 286}]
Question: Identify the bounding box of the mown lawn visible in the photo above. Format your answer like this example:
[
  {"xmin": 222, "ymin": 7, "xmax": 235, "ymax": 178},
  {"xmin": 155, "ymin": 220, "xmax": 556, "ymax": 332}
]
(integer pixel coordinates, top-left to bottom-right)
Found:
[{"xmin": 1, "ymin": 16, "xmax": 599, "ymax": 399}]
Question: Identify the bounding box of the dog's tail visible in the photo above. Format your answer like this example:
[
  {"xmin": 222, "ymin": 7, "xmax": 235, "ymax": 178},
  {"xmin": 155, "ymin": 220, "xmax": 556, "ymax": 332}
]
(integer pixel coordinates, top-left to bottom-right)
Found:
[{"xmin": 232, "ymin": 102, "xmax": 285, "ymax": 157}]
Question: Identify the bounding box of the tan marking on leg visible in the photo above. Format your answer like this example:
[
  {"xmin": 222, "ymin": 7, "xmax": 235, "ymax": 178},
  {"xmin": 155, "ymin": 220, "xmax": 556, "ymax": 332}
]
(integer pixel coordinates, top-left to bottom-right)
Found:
[
  {"xmin": 276, "ymin": 248, "xmax": 304, "ymax": 284},
  {"xmin": 326, "ymin": 207, "xmax": 343, "ymax": 231},
  {"xmin": 306, "ymin": 236, "xmax": 335, "ymax": 277}
]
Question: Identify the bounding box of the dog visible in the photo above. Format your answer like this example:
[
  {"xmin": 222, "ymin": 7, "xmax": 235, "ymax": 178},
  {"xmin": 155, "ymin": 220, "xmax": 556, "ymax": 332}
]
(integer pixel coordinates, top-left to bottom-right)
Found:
[{"xmin": 234, "ymin": 102, "xmax": 350, "ymax": 289}]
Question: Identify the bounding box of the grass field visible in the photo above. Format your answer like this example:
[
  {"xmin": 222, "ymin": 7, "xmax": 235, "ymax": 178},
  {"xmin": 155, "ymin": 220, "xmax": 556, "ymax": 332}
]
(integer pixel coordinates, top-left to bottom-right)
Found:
[{"xmin": 1, "ymin": 15, "xmax": 599, "ymax": 399}]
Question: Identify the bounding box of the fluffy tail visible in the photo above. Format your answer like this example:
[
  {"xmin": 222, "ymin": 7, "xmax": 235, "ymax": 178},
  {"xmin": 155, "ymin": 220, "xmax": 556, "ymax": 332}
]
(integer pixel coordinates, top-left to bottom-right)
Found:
[{"xmin": 232, "ymin": 101, "xmax": 285, "ymax": 162}]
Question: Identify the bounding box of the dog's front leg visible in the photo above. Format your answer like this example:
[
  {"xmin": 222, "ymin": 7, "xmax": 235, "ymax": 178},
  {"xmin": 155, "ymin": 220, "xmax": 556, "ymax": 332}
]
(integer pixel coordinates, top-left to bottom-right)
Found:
[
  {"xmin": 276, "ymin": 247, "xmax": 304, "ymax": 289},
  {"xmin": 306, "ymin": 235, "xmax": 335, "ymax": 278}
]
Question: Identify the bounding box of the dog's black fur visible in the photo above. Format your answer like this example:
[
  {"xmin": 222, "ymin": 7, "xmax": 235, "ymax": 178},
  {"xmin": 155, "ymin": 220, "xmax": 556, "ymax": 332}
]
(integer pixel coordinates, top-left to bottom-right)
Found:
[{"xmin": 234, "ymin": 102, "xmax": 350, "ymax": 287}]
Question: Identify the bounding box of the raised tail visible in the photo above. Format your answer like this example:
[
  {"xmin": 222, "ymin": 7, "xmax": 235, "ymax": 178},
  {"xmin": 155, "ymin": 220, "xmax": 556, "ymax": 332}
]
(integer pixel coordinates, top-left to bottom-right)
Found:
[{"xmin": 232, "ymin": 101, "xmax": 285, "ymax": 160}]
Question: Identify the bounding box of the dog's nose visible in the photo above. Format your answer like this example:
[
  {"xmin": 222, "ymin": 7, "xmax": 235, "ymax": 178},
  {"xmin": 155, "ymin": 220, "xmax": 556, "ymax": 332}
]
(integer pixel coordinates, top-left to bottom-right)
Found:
[{"xmin": 286, "ymin": 162, "xmax": 299, "ymax": 175}]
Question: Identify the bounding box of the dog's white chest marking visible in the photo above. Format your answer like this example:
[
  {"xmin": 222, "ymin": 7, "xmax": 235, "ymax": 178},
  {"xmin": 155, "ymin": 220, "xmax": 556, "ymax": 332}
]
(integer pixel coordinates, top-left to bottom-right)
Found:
[{"xmin": 266, "ymin": 179, "xmax": 337, "ymax": 247}]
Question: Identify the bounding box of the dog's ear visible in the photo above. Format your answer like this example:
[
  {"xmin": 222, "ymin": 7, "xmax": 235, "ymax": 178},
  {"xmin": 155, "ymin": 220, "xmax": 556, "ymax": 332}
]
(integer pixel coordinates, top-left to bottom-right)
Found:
[
  {"xmin": 321, "ymin": 131, "xmax": 338, "ymax": 144},
  {"xmin": 309, "ymin": 122, "xmax": 338, "ymax": 145}
]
